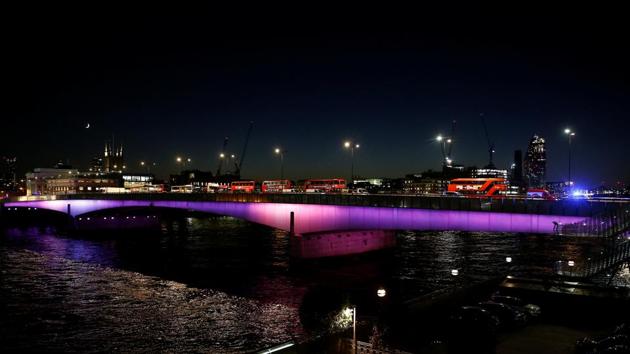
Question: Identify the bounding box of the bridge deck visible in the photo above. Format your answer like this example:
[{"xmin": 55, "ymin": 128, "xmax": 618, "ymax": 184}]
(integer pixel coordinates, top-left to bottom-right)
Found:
[{"xmin": 7, "ymin": 193, "xmax": 624, "ymax": 217}]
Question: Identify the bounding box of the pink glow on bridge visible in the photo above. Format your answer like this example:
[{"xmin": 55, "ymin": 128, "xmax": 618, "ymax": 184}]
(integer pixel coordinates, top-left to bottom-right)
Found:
[{"xmin": 5, "ymin": 199, "xmax": 587, "ymax": 234}]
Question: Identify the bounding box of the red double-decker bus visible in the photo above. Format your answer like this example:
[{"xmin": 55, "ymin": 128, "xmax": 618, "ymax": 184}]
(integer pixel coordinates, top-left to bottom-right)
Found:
[
  {"xmin": 261, "ymin": 180, "xmax": 293, "ymax": 193},
  {"xmin": 230, "ymin": 180, "xmax": 256, "ymax": 193},
  {"xmin": 303, "ymin": 178, "xmax": 346, "ymax": 193},
  {"xmin": 447, "ymin": 178, "xmax": 507, "ymax": 197}
]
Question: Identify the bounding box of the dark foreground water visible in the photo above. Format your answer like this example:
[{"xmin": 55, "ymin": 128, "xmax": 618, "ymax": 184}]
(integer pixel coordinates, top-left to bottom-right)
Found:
[{"xmin": 1, "ymin": 213, "xmax": 626, "ymax": 352}]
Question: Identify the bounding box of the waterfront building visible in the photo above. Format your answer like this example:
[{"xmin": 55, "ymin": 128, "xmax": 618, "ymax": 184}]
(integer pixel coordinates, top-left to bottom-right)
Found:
[
  {"xmin": 524, "ymin": 135, "xmax": 546, "ymax": 187},
  {"xmin": 26, "ymin": 167, "xmax": 79, "ymax": 196}
]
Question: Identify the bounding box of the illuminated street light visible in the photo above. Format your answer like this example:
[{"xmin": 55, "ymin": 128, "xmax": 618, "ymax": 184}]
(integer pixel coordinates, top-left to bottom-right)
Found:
[
  {"xmin": 451, "ymin": 269, "xmax": 459, "ymax": 276},
  {"xmin": 564, "ymin": 128, "xmax": 576, "ymax": 196},
  {"xmin": 436, "ymin": 134, "xmax": 454, "ymax": 167},
  {"xmin": 377, "ymin": 288, "xmax": 387, "ymax": 297},
  {"xmin": 343, "ymin": 140, "xmax": 360, "ymax": 184},
  {"xmin": 274, "ymin": 147, "xmax": 286, "ymax": 179},
  {"xmin": 342, "ymin": 306, "xmax": 357, "ymax": 353},
  {"xmin": 506, "ymin": 256, "xmax": 512, "ymax": 263},
  {"xmin": 219, "ymin": 153, "xmax": 225, "ymax": 158},
  {"xmin": 176, "ymin": 156, "xmax": 182, "ymax": 163}
]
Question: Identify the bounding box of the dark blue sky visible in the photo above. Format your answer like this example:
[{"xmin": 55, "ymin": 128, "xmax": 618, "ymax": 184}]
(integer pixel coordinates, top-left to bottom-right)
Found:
[{"xmin": 3, "ymin": 9, "xmax": 629, "ymax": 186}]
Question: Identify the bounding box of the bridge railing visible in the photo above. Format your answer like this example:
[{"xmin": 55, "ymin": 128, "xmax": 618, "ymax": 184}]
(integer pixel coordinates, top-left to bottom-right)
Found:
[
  {"xmin": 554, "ymin": 240, "xmax": 630, "ymax": 279},
  {"xmin": 17, "ymin": 192, "xmax": 625, "ymax": 217},
  {"xmin": 559, "ymin": 204, "xmax": 630, "ymax": 237}
]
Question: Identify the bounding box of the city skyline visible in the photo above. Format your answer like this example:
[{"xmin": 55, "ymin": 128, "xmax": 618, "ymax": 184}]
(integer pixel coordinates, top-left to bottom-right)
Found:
[{"xmin": 3, "ymin": 11, "xmax": 630, "ymax": 185}]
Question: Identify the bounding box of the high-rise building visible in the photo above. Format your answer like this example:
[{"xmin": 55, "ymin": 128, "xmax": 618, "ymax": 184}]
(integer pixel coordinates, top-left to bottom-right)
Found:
[
  {"xmin": 524, "ymin": 135, "xmax": 546, "ymax": 187},
  {"xmin": 0, "ymin": 156, "xmax": 17, "ymax": 188},
  {"xmin": 103, "ymin": 141, "xmax": 124, "ymax": 173},
  {"xmin": 89, "ymin": 157, "xmax": 104, "ymax": 174},
  {"xmin": 511, "ymin": 150, "xmax": 523, "ymax": 182}
]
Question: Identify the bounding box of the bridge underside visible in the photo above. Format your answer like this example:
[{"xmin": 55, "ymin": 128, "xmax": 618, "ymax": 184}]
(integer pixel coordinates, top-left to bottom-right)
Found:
[{"xmin": 5, "ymin": 199, "xmax": 586, "ymax": 235}]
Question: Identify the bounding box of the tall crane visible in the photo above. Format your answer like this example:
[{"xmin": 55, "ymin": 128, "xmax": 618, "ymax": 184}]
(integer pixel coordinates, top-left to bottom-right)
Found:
[
  {"xmin": 216, "ymin": 136, "xmax": 229, "ymax": 176},
  {"xmin": 233, "ymin": 121, "xmax": 253, "ymax": 178},
  {"xmin": 480, "ymin": 114, "xmax": 496, "ymax": 169}
]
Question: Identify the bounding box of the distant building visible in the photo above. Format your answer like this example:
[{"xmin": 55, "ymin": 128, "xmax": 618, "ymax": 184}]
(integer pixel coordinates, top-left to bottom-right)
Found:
[
  {"xmin": 511, "ymin": 150, "xmax": 523, "ymax": 182},
  {"xmin": 170, "ymin": 170, "xmax": 216, "ymax": 192},
  {"xmin": 524, "ymin": 135, "xmax": 546, "ymax": 187},
  {"xmin": 89, "ymin": 157, "xmax": 104, "ymax": 174},
  {"xmin": 472, "ymin": 168, "xmax": 508, "ymax": 179},
  {"xmin": 103, "ymin": 141, "xmax": 124, "ymax": 173},
  {"xmin": 0, "ymin": 156, "xmax": 17, "ymax": 190},
  {"xmin": 402, "ymin": 171, "xmax": 449, "ymax": 195},
  {"xmin": 26, "ymin": 167, "xmax": 79, "ymax": 196}
]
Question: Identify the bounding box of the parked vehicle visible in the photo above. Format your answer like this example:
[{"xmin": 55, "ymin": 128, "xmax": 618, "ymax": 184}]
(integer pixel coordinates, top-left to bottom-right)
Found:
[{"xmin": 477, "ymin": 301, "xmax": 529, "ymax": 329}]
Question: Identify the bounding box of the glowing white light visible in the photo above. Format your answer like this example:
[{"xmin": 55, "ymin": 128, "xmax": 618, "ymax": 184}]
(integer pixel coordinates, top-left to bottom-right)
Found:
[
  {"xmin": 568, "ymin": 260, "xmax": 575, "ymax": 267},
  {"xmin": 436, "ymin": 135, "xmax": 443, "ymax": 141},
  {"xmin": 506, "ymin": 257, "xmax": 512, "ymax": 263},
  {"xmin": 377, "ymin": 288, "xmax": 386, "ymax": 297},
  {"xmin": 451, "ymin": 269, "xmax": 459, "ymax": 276}
]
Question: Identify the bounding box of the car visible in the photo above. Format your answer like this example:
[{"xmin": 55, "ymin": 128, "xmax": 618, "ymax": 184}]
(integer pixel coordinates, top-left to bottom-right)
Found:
[
  {"xmin": 477, "ymin": 301, "xmax": 529, "ymax": 329},
  {"xmin": 448, "ymin": 306, "xmax": 499, "ymax": 352},
  {"xmin": 490, "ymin": 294, "xmax": 541, "ymax": 317},
  {"xmin": 450, "ymin": 306, "xmax": 500, "ymax": 331}
]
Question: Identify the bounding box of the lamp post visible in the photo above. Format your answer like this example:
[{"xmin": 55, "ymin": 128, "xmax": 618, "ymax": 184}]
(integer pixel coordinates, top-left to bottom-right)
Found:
[
  {"xmin": 274, "ymin": 148, "xmax": 285, "ymax": 179},
  {"xmin": 564, "ymin": 128, "xmax": 576, "ymax": 195},
  {"xmin": 436, "ymin": 135, "xmax": 453, "ymax": 167},
  {"xmin": 344, "ymin": 141, "xmax": 360, "ymax": 185},
  {"xmin": 352, "ymin": 306, "xmax": 357, "ymax": 354}
]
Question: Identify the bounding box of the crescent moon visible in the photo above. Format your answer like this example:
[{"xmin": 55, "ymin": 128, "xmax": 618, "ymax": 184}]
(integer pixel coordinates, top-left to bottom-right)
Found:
[{"xmin": 85, "ymin": 123, "xmax": 90, "ymax": 129}]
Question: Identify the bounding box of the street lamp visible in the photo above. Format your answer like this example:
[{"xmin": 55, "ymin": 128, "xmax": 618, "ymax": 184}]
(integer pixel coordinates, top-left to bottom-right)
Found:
[
  {"xmin": 436, "ymin": 134, "xmax": 453, "ymax": 167},
  {"xmin": 564, "ymin": 128, "xmax": 576, "ymax": 195},
  {"xmin": 343, "ymin": 306, "xmax": 357, "ymax": 353},
  {"xmin": 274, "ymin": 147, "xmax": 285, "ymax": 179},
  {"xmin": 343, "ymin": 140, "xmax": 360, "ymax": 184}
]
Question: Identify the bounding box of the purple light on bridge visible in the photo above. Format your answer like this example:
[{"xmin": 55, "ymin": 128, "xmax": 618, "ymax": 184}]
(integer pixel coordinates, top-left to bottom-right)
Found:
[{"xmin": 5, "ymin": 199, "xmax": 587, "ymax": 235}]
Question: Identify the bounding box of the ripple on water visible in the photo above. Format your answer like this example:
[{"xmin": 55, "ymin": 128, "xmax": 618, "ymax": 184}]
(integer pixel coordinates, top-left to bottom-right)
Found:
[{"xmin": 0, "ymin": 247, "xmax": 305, "ymax": 353}]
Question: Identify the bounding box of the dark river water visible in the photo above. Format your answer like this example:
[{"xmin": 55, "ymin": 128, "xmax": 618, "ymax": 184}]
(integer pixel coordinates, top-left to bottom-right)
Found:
[{"xmin": 1, "ymin": 212, "xmax": 624, "ymax": 353}]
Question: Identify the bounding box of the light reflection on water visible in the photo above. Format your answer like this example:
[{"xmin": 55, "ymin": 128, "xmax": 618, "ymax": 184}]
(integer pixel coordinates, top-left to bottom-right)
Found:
[{"xmin": 0, "ymin": 215, "xmax": 613, "ymax": 352}]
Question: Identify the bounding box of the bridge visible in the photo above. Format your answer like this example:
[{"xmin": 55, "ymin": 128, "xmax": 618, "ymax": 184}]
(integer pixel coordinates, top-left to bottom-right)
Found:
[{"xmin": 2, "ymin": 193, "xmax": 625, "ymax": 259}]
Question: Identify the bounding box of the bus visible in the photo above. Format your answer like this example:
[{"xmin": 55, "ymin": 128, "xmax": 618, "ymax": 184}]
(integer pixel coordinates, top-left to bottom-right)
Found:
[
  {"xmin": 170, "ymin": 185, "xmax": 193, "ymax": 193},
  {"xmin": 230, "ymin": 180, "xmax": 256, "ymax": 193},
  {"xmin": 303, "ymin": 178, "xmax": 346, "ymax": 193},
  {"xmin": 447, "ymin": 178, "xmax": 507, "ymax": 197},
  {"xmin": 262, "ymin": 180, "xmax": 293, "ymax": 193}
]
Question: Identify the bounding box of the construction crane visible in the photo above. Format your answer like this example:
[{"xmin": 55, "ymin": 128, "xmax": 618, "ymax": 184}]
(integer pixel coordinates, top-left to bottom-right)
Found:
[
  {"xmin": 480, "ymin": 114, "xmax": 496, "ymax": 169},
  {"xmin": 233, "ymin": 121, "xmax": 253, "ymax": 178},
  {"xmin": 216, "ymin": 136, "xmax": 229, "ymax": 176}
]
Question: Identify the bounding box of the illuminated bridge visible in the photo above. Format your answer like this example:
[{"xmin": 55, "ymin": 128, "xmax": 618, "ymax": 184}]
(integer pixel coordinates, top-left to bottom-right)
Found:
[{"xmin": 2, "ymin": 193, "xmax": 625, "ymax": 258}]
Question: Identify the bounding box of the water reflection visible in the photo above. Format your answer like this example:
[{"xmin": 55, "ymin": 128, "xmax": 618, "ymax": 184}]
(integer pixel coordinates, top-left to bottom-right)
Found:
[{"xmin": 0, "ymin": 214, "xmax": 615, "ymax": 352}]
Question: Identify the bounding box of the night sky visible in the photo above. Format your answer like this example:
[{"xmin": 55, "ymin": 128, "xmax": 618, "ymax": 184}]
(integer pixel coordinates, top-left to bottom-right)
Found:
[{"xmin": 3, "ymin": 9, "xmax": 629, "ymax": 186}]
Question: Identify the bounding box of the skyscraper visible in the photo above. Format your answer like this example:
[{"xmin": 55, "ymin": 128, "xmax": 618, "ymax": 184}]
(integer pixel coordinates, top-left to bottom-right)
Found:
[
  {"xmin": 512, "ymin": 150, "xmax": 523, "ymax": 182},
  {"xmin": 524, "ymin": 135, "xmax": 546, "ymax": 187},
  {"xmin": 0, "ymin": 156, "xmax": 17, "ymax": 190}
]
